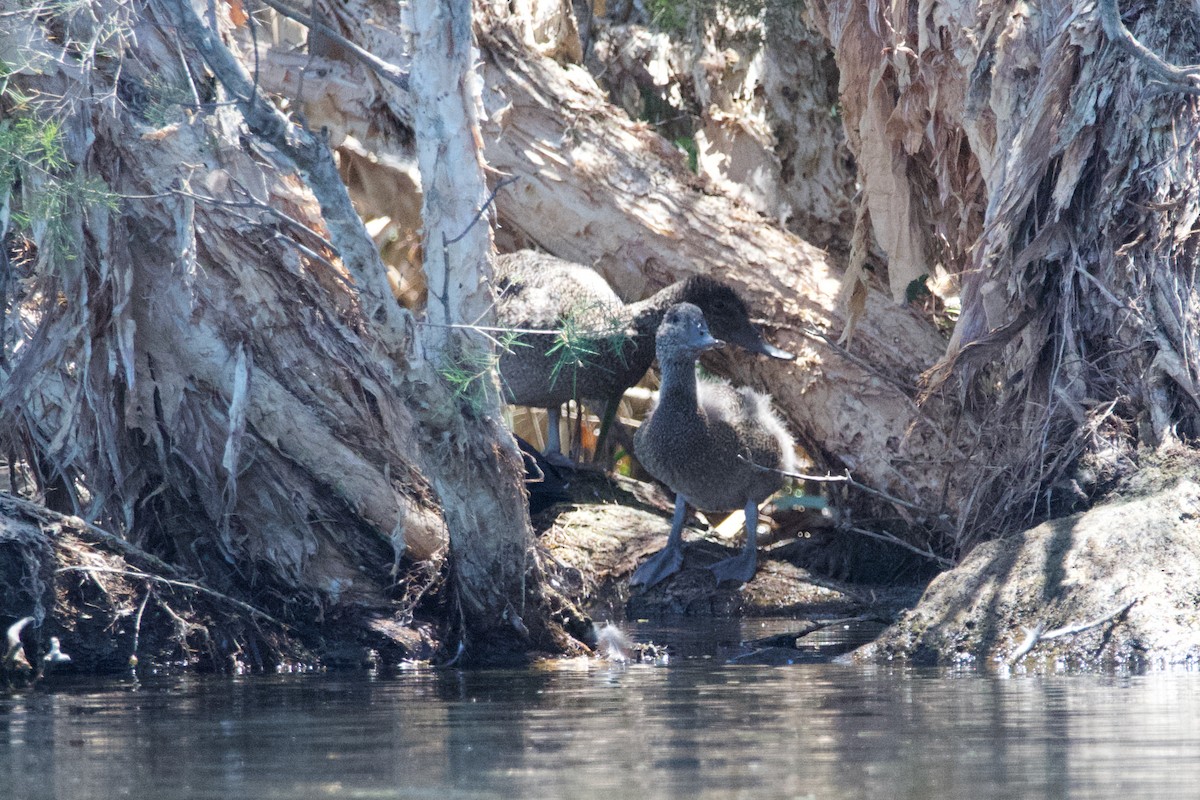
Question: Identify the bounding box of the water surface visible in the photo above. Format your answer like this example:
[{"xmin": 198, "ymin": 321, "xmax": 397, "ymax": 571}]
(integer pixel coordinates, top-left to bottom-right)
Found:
[{"xmin": 2, "ymin": 619, "xmax": 1198, "ymax": 799}]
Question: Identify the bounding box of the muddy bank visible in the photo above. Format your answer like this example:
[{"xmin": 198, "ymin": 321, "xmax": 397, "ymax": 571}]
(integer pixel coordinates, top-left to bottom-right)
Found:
[
  {"xmin": 1, "ymin": 464, "xmax": 924, "ymax": 677},
  {"xmin": 537, "ymin": 472, "xmax": 921, "ymax": 626},
  {"xmin": 856, "ymin": 452, "xmax": 1200, "ymax": 670},
  {"xmin": 18, "ymin": 452, "xmax": 1200, "ymax": 675}
]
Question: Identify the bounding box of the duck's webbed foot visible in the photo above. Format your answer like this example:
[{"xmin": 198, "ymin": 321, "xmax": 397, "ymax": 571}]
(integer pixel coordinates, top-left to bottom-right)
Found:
[
  {"xmin": 630, "ymin": 543, "xmax": 685, "ymax": 588},
  {"xmin": 708, "ymin": 547, "xmax": 757, "ymax": 586}
]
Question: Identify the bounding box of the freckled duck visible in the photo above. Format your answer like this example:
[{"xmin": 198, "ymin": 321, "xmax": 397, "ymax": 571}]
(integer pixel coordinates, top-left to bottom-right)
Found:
[
  {"xmin": 631, "ymin": 302, "xmax": 796, "ymax": 588},
  {"xmin": 494, "ymin": 250, "xmax": 794, "ymax": 456}
]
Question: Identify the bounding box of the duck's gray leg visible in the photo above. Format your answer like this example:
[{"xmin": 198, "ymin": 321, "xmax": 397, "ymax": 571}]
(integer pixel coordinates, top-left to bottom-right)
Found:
[
  {"xmin": 545, "ymin": 405, "xmax": 563, "ymax": 455},
  {"xmin": 709, "ymin": 499, "xmax": 759, "ymax": 585},
  {"xmin": 593, "ymin": 394, "xmax": 621, "ymax": 461},
  {"xmin": 630, "ymin": 494, "xmax": 688, "ymax": 587},
  {"xmin": 543, "ymin": 405, "xmax": 580, "ymax": 468}
]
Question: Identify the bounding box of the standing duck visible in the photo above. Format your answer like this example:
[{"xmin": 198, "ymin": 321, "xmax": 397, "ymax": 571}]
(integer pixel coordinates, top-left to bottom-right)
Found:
[
  {"xmin": 631, "ymin": 303, "xmax": 796, "ymax": 587},
  {"xmin": 494, "ymin": 250, "xmax": 793, "ymax": 456}
]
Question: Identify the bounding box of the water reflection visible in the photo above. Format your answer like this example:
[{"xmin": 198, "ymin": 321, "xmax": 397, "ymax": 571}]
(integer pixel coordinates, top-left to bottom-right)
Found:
[{"xmin": 2, "ymin": 623, "xmax": 1199, "ymax": 799}]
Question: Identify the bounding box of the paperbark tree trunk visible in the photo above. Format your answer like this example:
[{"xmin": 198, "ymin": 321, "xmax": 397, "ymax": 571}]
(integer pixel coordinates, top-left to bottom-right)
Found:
[
  {"xmin": 409, "ymin": 0, "xmax": 553, "ymax": 659},
  {"xmin": 0, "ymin": 0, "xmax": 574, "ymax": 664},
  {"xmin": 810, "ymin": 0, "xmax": 1200, "ymax": 544}
]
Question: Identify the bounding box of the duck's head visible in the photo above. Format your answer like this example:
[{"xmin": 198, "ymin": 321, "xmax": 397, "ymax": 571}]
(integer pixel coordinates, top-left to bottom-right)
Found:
[
  {"xmin": 657, "ymin": 303, "xmax": 724, "ymax": 360},
  {"xmin": 680, "ymin": 276, "xmax": 795, "ymax": 361}
]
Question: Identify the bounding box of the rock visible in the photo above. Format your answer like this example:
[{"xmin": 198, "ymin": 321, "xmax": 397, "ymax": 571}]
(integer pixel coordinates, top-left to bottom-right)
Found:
[{"xmin": 856, "ymin": 474, "xmax": 1200, "ymax": 670}]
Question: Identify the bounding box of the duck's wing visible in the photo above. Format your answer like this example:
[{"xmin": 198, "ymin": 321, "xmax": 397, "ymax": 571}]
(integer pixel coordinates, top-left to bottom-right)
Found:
[
  {"xmin": 695, "ymin": 380, "xmax": 753, "ymax": 454},
  {"xmin": 696, "ymin": 381, "xmax": 796, "ymax": 474}
]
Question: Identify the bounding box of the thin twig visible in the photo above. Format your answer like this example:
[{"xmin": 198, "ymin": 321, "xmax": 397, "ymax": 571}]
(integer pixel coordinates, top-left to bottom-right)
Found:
[
  {"xmin": 1008, "ymin": 597, "xmax": 1139, "ymax": 664},
  {"xmin": 798, "ymin": 326, "xmax": 966, "ymax": 456},
  {"xmin": 55, "ymin": 565, "xmax": 289, "ymax": 629},
  {"xmin": 154, "ymin": 595, "xmax": 201, "ymax": 649},
  {"xmin": 734, "ymin": 455, "xmax": 954, "ymax": 565},
  {"xmin": 846, "ymin": 526, "xmax": 954, "ymax": 568},
  {"xmin": 735, "ymin": 455, "xmax": 851, "ymax": 484},
  {"xmin": 1008, "ymin": 622, "xmax": 1046, "ymax": 664},
  {"xmin": 433, "ymin": 176, "xmax": 521, "ymax": 332},
  {"xmin": 801, "ymin": 326, "xmax": 919, "ymax": 399},
  {"xmin": 1, "ymin": 492, "xmax": 183, "ymax": 578},
  {"xmin": 271, "ymin": 230, "xmax": 341, "ymax": 275},
  {"xmin": 846, "ymin": 473, "xmax": 939, "ymax": 517},
  {"xmin": 158, "ymin": 0, "xmax": 411, "ymax": 348},
  {"xmin": 445, "ymin": 176, "xmax": 520, "ymax": 247},
  {"xmin": 172, "ymin": 182, "xmax": 335, "ymax": 251},
  {"xmin": 1041, "ymin": 597, "xmax": 1140, "ymax": 640},
  {"xmin": 168, "ymin": 186, "xmax": 342, "ymax": 273},
  {"xmin": 737, "ymin": 456, "xmax": 941, "ymax": 519},
  {"xmin": 419, "ymin": 321, "xmax": 621, "ymax": 337}
]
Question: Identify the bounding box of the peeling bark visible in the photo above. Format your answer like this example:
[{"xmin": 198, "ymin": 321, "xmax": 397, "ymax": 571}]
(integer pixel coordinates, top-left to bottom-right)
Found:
[
  {"xmin": 410, "ymin": 0, "xmax": 562, "ymax": 659},
  {"xmin": 813, "ymin": 0, "xmax": 1200, "ymax": 544},
  {"xmin": 0, "ymin": 0, "xmax": 576, "ymax": 663},
  {"xmin": 6, "ymin": 0, "xmax": 1198, "ymax": 672}
]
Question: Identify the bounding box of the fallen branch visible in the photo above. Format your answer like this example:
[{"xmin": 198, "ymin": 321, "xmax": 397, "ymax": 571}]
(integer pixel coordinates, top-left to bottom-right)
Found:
[
  {"xmin": 735, "ymin": 455, "xmax": 850, "ymax": 484},
  {"xmin": 1009, "ymin": 597, "xmax": 1140, "ymax": 664},
  {"xmin": 1041, "ymin": 597, "xmax": 1141, "ymax": 639},
  {"xmin": 846, "ymin": 526, "xmax": 954, "ymax": 568},
  {"xmin": 252, "ymin": 0, "xmax": 411, "ymax": 91}
]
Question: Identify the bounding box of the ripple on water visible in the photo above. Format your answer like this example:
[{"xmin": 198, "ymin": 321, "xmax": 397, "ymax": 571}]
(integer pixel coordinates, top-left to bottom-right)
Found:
[{"xmin": 2, "ymin": 622, "xmax": 1200, "ymax": 799}]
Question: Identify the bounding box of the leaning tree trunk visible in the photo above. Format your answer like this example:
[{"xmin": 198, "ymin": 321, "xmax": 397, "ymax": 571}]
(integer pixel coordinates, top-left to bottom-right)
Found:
[
  {"xmin": 3, "ymin": 0, "xmax": 438, "ymax": 646},
  {"xmin": 0, "ymin": 0, "xmax": 573, "ymax": 665}
]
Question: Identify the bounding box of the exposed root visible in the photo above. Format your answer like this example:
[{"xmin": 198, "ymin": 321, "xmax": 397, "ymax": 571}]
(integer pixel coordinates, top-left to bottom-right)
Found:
[{"xmin": 55, "ymin": 565, "xmax": 289, "ymax": 630}]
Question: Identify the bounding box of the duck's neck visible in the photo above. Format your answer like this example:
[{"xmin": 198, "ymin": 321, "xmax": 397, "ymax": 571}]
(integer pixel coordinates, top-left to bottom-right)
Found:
[
  {"xmin": 656, "ymin": 354, "xmax": 700, "ymax": 413},
  {"xmin": 626, "ymin": 281, "xmax": 690, "ymax": 335},
  {"xmin": 601, "ymin": 282, "xmax": 688, "ymax": 376}
]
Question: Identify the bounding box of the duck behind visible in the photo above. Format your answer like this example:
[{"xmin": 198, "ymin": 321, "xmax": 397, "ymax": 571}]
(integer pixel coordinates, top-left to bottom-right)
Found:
[
  {"xmin": 494, "ymin": 251, "xmax": 793, "ymax": 457},
  {"xmin": 631, "ymin": 302, "xmax": 796, "ymax": 587}
]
